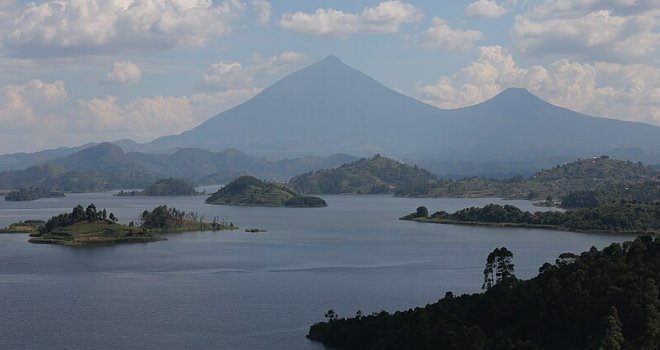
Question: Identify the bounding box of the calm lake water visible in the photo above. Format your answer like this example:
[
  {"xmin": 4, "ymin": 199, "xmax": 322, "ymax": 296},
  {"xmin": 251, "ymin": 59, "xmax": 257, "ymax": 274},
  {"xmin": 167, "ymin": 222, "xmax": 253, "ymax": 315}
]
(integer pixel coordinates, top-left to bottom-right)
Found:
[{"xmin": 0, "ymin": 193, "xmax": 631, "ymax": 349}]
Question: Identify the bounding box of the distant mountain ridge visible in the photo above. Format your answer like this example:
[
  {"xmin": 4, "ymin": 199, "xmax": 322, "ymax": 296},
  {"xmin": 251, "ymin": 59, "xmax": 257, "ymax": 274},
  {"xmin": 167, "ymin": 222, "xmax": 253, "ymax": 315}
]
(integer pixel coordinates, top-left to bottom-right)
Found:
[
  {"xmin": 142, "ymin": 56, "xmax": 660, "ymax": 165},
  {"xmin": 0, "ymin": 143, "xmax": 357, "ymax": 192}
]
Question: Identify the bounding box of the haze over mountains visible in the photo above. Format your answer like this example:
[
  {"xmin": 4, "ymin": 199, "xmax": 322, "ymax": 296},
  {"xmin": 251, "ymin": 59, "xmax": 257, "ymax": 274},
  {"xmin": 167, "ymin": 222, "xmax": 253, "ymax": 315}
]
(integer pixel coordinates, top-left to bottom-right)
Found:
[
  {"xmin": 2, "ymin": 55, "xmax": 660, "ymax": 178},
  {"xmin": 146, "ymin": 55, "xmax": 660, "ymax": 163}
]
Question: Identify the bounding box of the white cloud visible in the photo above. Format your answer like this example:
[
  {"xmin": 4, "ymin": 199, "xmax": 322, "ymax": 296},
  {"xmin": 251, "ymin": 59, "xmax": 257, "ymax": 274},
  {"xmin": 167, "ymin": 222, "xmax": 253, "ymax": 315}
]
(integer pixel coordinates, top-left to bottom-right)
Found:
[
  {"xmin": 418, "ymin": 46, "xmax": 660, "ymax": 126},
  {"xmin": 251, "ymin": 0, "xmax": 271, "ymax": 25},
  {"xmin": 466, "ymin": 0, "xmax": 508, "ymax": 18},
  {"xmin": 1, "ymin": 0, "xmax": 246, "ymax": 57},
  {"xmin": 106, "ymin": 61, "xmax": 142, "ymax": 84},
  {"xmin": 0, "ymin": 80, "xmax": 67, "ymax": 131},
  {"xmin": 78, "ymin": 89, "xmax": 260, "ymax": 141},
  {"xmin": 513, "ymin": 1, "xmax": 660, "ymax": 62},
  {"xmin": 198, "ymin": 51, "xmax": 306, "ymax": 90},
  {"xmin": 419, "ymin": 17, "xmax": 484, "ymax": 53},
  {"xmin": 279, "ymin": 1, "xmax": 423, "ymax": 36}
]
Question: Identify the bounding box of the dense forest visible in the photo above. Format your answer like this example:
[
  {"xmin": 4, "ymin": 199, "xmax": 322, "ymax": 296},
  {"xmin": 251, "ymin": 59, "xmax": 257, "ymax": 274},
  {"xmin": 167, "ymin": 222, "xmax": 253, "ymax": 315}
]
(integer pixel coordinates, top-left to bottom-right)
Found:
[
  {"xmin": 4, "ymin": 187, "xmax": 64, "ymax": 201},
  {"xmin": 402, "ymin": 202, "xmax": 660, "ymax": 234},
  {"xmin": 308, "ymin": 236, "xmax": 660, "ymax": 349},
  {"xmin": 140, "ymin": 205, "xmax": 231, "ymax": 230}
]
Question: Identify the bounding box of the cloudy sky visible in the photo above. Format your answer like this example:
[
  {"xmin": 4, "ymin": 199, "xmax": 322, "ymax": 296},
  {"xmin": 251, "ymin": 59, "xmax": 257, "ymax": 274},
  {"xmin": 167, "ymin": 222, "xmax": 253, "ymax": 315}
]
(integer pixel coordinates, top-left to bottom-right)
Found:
[{"xmin": 0, "ymin": 0, "xmax": 658, "ymax": 153}]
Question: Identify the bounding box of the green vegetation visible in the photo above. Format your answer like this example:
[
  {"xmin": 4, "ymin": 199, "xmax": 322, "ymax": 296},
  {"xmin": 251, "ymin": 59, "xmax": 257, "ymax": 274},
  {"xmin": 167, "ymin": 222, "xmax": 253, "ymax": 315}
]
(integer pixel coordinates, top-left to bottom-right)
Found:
[
  {"xmin": 4, "ymin": 187, "xmax": 64, "ymax": 201},
  {"xmin": 206, "ymin": 175, "xmax": 327, "ymax": 207},
  {"xmin": 289, "ymin": 154, "xmax": 437, "ymax": 195},
  {"xmin": 395, "ymin": 157, "xmax": 660, "ymax": 205},
  {"xmin": 308, "ymin": 236, "xmax": 660, "ymax": 349},
  {"xmin": 402, "ymin": 202, "xmax": 660, "ymax": 234},
  {"xmin": 29, "ymin": 204, "xmax": 160, "ymax": 246},
  {"xmin": 116, "ymin": 178, "xmax": 199, "ymax": 197},
  {"xmin": 28, "ymin": 203, "xmax": 236, "ymax": 246},
  {"xmin": 139, "ymin": 205, "xmax": 235, "ymax": 233},
  {"xmin": 0, "ymin": 220, "xmax": 45, "ymax": 234}
]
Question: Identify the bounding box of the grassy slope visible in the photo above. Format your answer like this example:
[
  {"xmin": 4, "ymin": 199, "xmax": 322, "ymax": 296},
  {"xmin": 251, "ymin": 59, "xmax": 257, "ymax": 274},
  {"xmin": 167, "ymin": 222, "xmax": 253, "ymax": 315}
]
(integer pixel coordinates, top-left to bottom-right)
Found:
[{"xmin": 28, "ymin": 221, "xmax": 163, "ymax": 246}]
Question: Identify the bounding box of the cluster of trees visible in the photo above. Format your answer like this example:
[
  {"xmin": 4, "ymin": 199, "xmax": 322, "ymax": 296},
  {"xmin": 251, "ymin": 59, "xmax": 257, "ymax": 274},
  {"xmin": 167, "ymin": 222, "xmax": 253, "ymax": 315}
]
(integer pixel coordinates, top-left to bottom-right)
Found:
[
  {"xmin": 414, "ymin": 202, "xmax": 660, "ymax": 233},
  {"xmin": 40, "ymin": 204, "xmax": 117, "ymax": 233},
  {"xmin": 308, "ymin": 236, "xmax": 660, "ymax": 349},
  {"xmin": 561, "ymin": 182, "xmax": 660, "ymax": 208},
  {"xmin": 139, "ymin": 205, "xmax": 225, "ymax": 229},
  {"xmin": 4, "ymin": 187, "xmax": 64, "ymax": 201}
]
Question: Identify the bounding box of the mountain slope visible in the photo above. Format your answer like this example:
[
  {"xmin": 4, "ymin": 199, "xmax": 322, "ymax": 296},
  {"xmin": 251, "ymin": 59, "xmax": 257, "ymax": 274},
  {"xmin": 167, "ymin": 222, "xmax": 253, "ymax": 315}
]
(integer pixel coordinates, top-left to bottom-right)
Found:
[
  {"xmin": 146, "ymin": 56, "xmax": 660, "ymax": 164},
  {"xmin": 205, "ymin": 176, "xmax": 326, "ymax": 207},
  {"xmin": 289, "ymin": 154, "xmax": 437, "ymax": 195}
]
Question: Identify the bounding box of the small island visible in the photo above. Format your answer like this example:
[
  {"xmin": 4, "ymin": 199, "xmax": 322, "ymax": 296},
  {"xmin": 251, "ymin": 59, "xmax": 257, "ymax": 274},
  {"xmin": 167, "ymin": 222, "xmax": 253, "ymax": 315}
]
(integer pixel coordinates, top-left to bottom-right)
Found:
[
  {"xmin": 28, "ymin": 204, "xmax": 236, "ymax": 246},
  {"xmin": 116, "ymin": 178, "xmax": 200, "ymax": 196},
  {"xmin": 4, "ymin": 187, "xmax": 65, "ymax": 201},
  {"xmin": 0, "ymin": 220, "xmax": 45, "ymax": 234},
  {"xmin": 206, "ymin": 175, "xmax": 327, "ymax": 207},
  {"xmin": 401, "ymin": 202, "xmax": 660, "ymax": 235}
]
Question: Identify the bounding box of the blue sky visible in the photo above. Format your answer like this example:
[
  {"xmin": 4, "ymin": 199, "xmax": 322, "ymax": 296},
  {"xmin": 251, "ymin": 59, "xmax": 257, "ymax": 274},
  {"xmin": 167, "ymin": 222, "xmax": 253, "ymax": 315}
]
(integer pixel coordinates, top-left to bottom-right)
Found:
[{"xmin": 0, "ymin": 0, "xmax": 658, "ymax": 153}]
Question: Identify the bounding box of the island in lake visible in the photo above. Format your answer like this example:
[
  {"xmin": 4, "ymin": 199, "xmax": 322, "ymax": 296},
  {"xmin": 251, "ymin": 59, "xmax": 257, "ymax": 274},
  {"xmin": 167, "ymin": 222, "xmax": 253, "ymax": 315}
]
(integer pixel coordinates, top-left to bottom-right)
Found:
[
  {"xmin": 28, "ymin": 203, "xmax": 236, "ymax": 246},
  {"xmin": 116, "ymin": 178, "xmax": 200, "ymax": 196},
  {"xmin": 206, "ymin": 175, "xmax": 327, "ymax": 207},
  {"xmin": 307, "ymin": 236, "xmax": 660, "ymax": 349},
  {"xmin": 401, "ymin": 202, "xmax": 660, "ymax": 235},
  {"xmin": 4, "ymin": 187, "xmax": 64, "ymax": 201},
  {"xmin": 0, "ymin": 220, "xmax": 45, "ymax": 233}
]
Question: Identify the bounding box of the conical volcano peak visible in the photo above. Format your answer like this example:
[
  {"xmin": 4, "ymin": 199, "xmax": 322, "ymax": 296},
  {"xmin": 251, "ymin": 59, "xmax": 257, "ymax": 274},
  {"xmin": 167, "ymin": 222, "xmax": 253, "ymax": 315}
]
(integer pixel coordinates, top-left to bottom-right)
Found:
[
  {"xmin": 491, "ymin": 87, "xmax": 545, "ymax": 104},
  {"xmin": 321, "ymin": 55, "xmax": 342, "ymax": 64}
]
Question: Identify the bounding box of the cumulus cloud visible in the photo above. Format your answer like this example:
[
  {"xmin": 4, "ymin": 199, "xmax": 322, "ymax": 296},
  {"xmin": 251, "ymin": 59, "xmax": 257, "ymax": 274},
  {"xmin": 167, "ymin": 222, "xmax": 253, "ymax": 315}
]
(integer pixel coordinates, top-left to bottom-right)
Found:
[
  {"xmin": 0, "ymin": 80, "xmax": 67, "ymax": 131},
  {"xmin": 466, "ymin": 0, "xmax": 509, "ymax": 18},
  {"xmin": 251, "ymin": 0, "xmax": 271, "ymax": 25},
  {"xmin": 1, "ymin": 0, "xmax": 246, "ymax": 57},
  {"xmin": 198, "ymin": 51, "xmax": 306, "ymax": 90},
  {"xmin": 418, "ymin": 46, "xmax": 660, "ymax": 125},
  {"xmin": 279, "ymin": 1, "xmax": 423, "ymax": 36},
  {"xmin": 77, "ymin": 89, "xmax": 260, "ymax": 141},
  {"xmin": 513, "ymin": 0, "xmax": 660, "ymax": 62},
  {"xmin": 419, "ymin": 17, "xmax": 484, "ymax": 53},
  {"xmin": 106, "ymin": 61, "xmax": 142, "ymax": 84}
]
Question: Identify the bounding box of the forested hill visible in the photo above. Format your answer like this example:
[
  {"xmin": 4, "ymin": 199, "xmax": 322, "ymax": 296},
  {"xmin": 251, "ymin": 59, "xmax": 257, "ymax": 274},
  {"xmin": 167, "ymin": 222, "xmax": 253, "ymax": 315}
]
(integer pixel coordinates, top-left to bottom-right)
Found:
[
  {"xmin": 403, "ymin": 156, "xmax": 660, "ymax": 202},
  {"xmin": 0, "ymin": 143, "xmax": 357, "ymax": 193},
  {"xmin": 289, "ymin": 154, "xmax": 437, "ymax": 195},
  {"xmin": 206, "ymin": 176, "xmax": 327, "ymax": 207},
  {"xmin": 308, "ymin": 236, "xmax": 660, "ymax": 349}
]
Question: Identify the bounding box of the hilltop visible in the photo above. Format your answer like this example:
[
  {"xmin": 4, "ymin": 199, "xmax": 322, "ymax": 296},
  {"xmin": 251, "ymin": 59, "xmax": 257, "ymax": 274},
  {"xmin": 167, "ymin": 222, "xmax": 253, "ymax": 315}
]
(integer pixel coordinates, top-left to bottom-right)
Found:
[
  {"xmin": 117, "ymin": 178, "xmax": 199, "ymax": 197},
  {"xmin": 206, "ymin": 176, "xmax": 327, "ymax": 207},
  {"xmin": 4, "ymin": 187, "xmax": 64, "ymax": 201},
  {"xmin": 289, "ymin": 154, "xmax": 437, "ymax": 195}
]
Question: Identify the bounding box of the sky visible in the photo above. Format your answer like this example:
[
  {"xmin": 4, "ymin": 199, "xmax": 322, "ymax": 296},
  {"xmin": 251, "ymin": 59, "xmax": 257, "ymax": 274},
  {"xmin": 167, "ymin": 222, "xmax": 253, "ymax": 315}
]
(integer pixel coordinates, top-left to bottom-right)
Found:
[{"xmin": 0, "ymin": 0, "xmax": 658, "ymax": 154}]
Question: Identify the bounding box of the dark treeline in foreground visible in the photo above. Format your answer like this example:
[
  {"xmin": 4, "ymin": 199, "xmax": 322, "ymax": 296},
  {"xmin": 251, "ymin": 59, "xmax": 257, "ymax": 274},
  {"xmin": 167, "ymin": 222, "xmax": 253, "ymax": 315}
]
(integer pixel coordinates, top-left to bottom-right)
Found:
[
  {"xmin": 308, "ymin": 236, "xmax": 660, "ymax": 349},
  {"xmin": 402, "ymin": 202, "xmax": 660, "ymax": 234},
  {"xmin": 4, "ymin": 187, "xmax": 64, "ymax": 201},
  {"xmin": 40, "ymin": 203, "xmax": 118, "ymax": 234}
]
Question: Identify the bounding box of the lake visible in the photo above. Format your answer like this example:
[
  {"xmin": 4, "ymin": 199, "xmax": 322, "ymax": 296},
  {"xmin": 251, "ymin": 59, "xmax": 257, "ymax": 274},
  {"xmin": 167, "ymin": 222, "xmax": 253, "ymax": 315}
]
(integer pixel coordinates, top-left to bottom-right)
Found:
[{"xmin": 0, "ymin": 193, "xmax": 631, "ymax": 349}]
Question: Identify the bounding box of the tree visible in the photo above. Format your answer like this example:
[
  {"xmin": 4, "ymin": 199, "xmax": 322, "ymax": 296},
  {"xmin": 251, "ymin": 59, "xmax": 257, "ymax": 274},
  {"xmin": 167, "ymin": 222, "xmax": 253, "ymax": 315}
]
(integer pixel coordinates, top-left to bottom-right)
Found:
[
  {"xmin": 596, "ymin": 307, "xmax": 624, "ymax": 350},
  {"xmin": 416, "ymin": 206, "xmax": 429, "ymax": 218},
  {"xmin": 483, "ymin": 247, "xmax": 516, "ymax": 290},
  {"xmin": 109, "ymin": 212, "xmax": 118, "ymax": 222},
  {"xmin": 102, "ymin": 209, "xmax": 107, "ymax": 219}
]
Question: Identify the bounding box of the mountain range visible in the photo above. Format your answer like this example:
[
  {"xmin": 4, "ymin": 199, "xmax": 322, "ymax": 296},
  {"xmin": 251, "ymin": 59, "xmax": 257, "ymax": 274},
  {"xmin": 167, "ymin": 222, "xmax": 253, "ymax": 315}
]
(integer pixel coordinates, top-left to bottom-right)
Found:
[
  {"xmin": 144, "ymin": 56, "xmax": 660, "ymax": 165},
  {"xmin": 2, "ymin": 55, "xmax": 660, "ymax": 177}
]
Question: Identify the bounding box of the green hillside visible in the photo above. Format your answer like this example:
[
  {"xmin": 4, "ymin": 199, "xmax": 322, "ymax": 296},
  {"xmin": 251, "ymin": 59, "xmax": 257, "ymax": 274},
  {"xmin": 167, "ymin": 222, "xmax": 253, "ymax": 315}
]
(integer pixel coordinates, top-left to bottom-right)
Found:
[
  {"xmin": 117, "ymin": 178, "xmax": 199, "ymax": 196},
  {"xmin": 206, "ymin": 176, "xmax": 327, "ymax": 207},
  {"xmin": 289, "ymin": 154, "xmax": 437, "ymax": 195}
]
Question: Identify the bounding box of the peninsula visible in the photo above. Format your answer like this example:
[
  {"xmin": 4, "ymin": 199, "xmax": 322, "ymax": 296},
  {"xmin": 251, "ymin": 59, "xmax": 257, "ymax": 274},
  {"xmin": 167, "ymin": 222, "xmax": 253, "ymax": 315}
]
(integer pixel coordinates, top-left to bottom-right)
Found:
[{"xmin": 206, "ymin": 175, "xmax": 327, "ymax": 207}]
